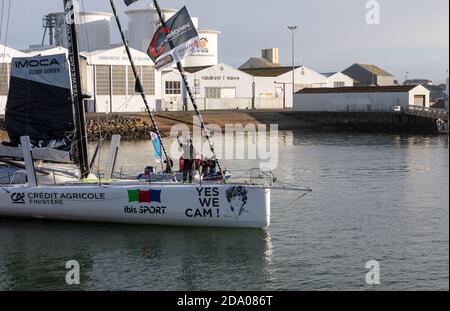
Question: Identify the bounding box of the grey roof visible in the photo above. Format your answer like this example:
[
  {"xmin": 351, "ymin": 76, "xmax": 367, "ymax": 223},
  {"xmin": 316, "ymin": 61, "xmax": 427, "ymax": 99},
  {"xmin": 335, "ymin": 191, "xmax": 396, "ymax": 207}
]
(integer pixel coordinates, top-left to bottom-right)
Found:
[
  {"xmin": 238, "ymin": 57, "xmax": 282, "ymax": 70},
  {"xmin": 296, "ymin": 85, "xmax": 419, "ymax": 94},
  {"xmin": 355, "ymin": 64, "xmax": 394, "ymax": 77},
  {"xmin": 241, "ymin": 66, "xmax": 301, "ymax": 77},
  {"xmin": 183, "ymin": 65, "xmax": 214, "ymax": 74},
  {"xmin": 321, "ymin": 72, "xmax": 338, "ymax": 78}
]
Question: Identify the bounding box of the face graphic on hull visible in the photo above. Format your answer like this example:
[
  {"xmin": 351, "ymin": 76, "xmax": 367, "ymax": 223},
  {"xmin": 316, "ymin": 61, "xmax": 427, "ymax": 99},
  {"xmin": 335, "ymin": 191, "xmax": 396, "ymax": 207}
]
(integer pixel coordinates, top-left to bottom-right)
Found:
[{"xmin": 226, "ymin": 186, "xmax": 248, "ymax": 220}]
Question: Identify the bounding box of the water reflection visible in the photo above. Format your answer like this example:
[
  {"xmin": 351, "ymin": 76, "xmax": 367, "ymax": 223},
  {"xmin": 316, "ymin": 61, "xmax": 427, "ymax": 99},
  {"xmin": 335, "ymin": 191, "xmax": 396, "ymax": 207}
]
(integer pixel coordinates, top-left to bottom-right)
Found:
[{"xmin": 0, "ymin": 218, "xmax": 273, "ymax": 290}]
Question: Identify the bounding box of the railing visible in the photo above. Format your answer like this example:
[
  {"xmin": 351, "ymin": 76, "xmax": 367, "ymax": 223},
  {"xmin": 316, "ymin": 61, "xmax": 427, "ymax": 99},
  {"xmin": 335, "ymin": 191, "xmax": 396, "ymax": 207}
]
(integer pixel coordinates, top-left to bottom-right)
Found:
[
  {"xmin": 160, "ymin": 97, "xmax": 286, "ymax": 112},
  {"xmin": 403, "ymin": 105, "xmax": 448, "ymax": 121}
]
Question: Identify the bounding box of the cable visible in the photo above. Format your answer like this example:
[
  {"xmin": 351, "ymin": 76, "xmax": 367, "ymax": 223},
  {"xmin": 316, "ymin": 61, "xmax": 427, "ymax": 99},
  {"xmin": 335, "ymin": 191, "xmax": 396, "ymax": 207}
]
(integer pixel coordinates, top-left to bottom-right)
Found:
[
  {"xmin": 0, "ymin": 0, "xmax": 5, "ymax": 43},
  {"xmin": 1, "ymin": 0, "xmax": 11, "ymax": 64}
]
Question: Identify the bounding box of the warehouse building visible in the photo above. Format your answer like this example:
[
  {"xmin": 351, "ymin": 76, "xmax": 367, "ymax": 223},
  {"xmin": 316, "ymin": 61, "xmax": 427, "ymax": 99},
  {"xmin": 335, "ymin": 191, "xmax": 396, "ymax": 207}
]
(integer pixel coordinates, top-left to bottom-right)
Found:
[
  {"xmin": 342, "ymin": 63, "xmax": 395, "ymax": 86},
  {"xmin": 0, "ymin": 44, "xmax": 30, "ymax": 114},
  {"xmin": 321, "ymin": 72, "xmax": 354, "ymax": 88},
  {"xmin": 294, "ymin": 85, "xmax": 430, "ymax": 112},
  {"xmin": 0, "ymin": 43, "xmax": 158, "ymax": 114},
  {"xmin": 241, "ymin": 65, "xmax": 329, "ymax": 108}
]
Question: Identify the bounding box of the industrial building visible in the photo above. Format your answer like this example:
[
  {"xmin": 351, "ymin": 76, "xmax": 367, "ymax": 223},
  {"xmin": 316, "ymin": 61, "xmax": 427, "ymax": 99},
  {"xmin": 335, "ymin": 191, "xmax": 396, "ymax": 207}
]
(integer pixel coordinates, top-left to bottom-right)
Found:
[
  {"xmin": 0, "ymin": 44, "xmax": 29, "ymax": 113},
  {"xmin": 321, "ymin": 72, "xmax": 354, "ymax": 88},
  {"xmin": 1, "ymin": 6, "xmax": 414, "ymax": 116},
  {"xmin": 293, "ymin": 85, "xmax": 430, "ymax": 112},
  {"xmin": 342, "ymin": 63, "xmax": 395, "ymax": 86}
]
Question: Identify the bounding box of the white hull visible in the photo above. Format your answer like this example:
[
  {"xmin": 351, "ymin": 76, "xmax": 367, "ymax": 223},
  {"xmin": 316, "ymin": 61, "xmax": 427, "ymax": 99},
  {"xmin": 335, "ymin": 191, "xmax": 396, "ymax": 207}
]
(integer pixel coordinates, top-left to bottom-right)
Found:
[{"xmin": 0, "ymin": 183, "xmax": 271, "ymax": 229}]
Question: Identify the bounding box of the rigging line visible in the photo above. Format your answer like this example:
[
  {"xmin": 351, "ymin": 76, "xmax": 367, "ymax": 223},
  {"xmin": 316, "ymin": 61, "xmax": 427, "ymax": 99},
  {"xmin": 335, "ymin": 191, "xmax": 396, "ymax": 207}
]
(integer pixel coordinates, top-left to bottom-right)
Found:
[
  {"xmin": 1, "ymin": 0, "xmax": 11, "ymax": 64},
  {"xmin": 152, "ymin": 0, "xmax": 225, "ymax": 183},
  {"xmin": 108, "ymin": 0, "xmax": 173, "ymax": 173},
  {"xmin": 0, "ymin": 0, "xmax": 4, "ymax": 43}
]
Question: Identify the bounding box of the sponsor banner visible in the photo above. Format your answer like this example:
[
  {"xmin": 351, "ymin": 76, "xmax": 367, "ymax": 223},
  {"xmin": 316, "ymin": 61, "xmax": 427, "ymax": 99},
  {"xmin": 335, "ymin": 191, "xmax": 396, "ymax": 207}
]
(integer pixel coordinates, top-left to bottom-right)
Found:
[
  {"xmin": 147, "ymin": 6, "xmax": 200, "ymax": 70},
  {"xmin": 10, "ymin": 54, "xmax": 70, "ymax": 89},
  {"xmin": 11, "ymin": 191, "xmax": 106, "ymax": 206}
]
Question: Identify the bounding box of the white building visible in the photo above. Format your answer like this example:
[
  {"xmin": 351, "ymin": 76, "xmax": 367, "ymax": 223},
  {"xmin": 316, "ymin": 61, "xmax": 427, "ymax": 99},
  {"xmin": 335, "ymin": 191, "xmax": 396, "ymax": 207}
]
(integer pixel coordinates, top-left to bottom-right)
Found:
[
  {"xmin": 321, "ymin": 72, "xmax": 354, "ymax": 88},
  {"xmin": 0, "ymin": 44, "xmax": 30, "ymax": 114},
  {"xmin": 160, "ymin": 63, "xmax": 281, "ymax": 111},
  {"xmin": 80, "ymin": 46, "xmax": 159, "ymax": 113},
  {"xmin": 294, "ymin": 85, "xmax": 431, "ymax": 112},
  {"xmin": 40, "ymin": 11, "xmax": 113, "ymax": 52},
  {"xmin": 241, "ymin": 66, "xmax": 328, "ymax": 108},
  {"xmin": 0, "ymin": 44, "xmax": 158, "ymax": 114}
]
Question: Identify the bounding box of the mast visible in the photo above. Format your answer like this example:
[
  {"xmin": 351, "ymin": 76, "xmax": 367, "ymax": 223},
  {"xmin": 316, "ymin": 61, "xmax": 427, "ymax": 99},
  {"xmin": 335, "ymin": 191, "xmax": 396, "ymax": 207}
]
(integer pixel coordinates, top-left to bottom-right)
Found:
[
  {"xmin": 109, "ymin": 0, "xmax": 172, "ymax": 171},
  {"xmin": 63, "ymin": 0, "xmax": 90, "ymax": 179},
  {"xmin": 152, "ymin": 0, "xmax": 225, "ymax": 182}
]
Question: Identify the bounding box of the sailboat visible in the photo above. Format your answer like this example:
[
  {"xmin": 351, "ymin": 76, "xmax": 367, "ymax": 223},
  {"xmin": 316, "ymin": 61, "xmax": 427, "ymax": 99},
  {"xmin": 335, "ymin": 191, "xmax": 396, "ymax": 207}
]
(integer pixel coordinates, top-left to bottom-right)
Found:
[{"xmin": 0, "ymin": 0, "xmax": 311, "ymax": 229}]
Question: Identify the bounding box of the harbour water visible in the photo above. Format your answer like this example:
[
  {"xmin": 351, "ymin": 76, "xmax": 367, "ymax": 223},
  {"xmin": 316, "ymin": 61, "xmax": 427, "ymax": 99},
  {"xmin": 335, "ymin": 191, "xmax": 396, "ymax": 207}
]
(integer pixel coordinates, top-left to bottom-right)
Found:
[{"xmin": 0, "ymin": 131, "xmax": 448, "ymax": 290}]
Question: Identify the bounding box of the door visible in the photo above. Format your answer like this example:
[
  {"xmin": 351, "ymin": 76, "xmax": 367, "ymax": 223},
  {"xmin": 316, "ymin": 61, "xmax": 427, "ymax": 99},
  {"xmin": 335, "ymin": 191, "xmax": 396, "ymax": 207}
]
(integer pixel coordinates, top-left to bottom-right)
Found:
[{"xmin": 414, "ymin": 95, "xmax": 426, "ymax": 107}]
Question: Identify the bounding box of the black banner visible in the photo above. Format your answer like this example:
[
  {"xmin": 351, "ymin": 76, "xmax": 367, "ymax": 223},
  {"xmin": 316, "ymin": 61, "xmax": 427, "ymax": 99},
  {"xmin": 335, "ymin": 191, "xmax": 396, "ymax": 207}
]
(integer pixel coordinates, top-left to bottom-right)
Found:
[
  {"xmin": 124, "ymin": 0, "xmax": 139, "ymax": 6},
  {"xmin": 147, "ymin": 6, "xmax": 200, "ymax": 70}
]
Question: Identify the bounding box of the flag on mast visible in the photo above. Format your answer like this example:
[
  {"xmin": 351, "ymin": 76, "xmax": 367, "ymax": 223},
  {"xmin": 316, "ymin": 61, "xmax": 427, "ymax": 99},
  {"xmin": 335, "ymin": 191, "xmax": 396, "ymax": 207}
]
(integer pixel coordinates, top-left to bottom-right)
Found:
[
  {"xmin": 147, "ymin": 6, "xmax": 201, "ymax": 70},
  {"xmin": 150, "ymin": 130, "xmax": 163, "ymax": 163}
]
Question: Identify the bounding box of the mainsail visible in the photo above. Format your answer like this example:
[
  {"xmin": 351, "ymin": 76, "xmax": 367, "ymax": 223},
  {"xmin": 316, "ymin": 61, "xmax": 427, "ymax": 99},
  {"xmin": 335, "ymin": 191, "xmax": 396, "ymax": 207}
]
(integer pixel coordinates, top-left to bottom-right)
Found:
[{"xmin": 4, "ymin": 53, "xmax": 74, "ymax": 150}]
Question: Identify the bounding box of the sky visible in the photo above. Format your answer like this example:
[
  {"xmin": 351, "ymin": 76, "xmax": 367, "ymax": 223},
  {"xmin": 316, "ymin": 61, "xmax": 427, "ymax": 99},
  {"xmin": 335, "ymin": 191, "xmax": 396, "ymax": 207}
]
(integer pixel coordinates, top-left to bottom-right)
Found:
[{"xmin": 0, "ymin": 0, "xmax": 449, "ymax": 83}]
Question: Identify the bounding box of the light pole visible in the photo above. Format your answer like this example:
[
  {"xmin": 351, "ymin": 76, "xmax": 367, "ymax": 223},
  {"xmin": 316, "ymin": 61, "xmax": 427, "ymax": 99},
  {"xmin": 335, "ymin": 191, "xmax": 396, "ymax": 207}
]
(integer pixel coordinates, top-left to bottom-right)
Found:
[{"xmin": 288, "ymin": 26, "xmax": 298, "ymax": 107}]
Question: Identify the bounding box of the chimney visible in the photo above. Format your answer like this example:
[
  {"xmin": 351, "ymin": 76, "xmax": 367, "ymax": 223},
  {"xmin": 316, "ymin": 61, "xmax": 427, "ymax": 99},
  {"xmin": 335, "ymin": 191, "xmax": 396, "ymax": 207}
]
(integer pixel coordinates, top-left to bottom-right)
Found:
[{"xmin": 262, "ymin": 48, "xmax": 279, "ymax": 64}]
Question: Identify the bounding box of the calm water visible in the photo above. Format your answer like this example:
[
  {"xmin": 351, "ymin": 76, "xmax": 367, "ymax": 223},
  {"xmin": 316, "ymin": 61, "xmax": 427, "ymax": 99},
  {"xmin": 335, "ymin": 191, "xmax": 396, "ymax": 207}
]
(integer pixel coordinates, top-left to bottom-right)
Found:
[{"xmin": 0, "ymin": 131, "xmax": 448, "ymax": 291}]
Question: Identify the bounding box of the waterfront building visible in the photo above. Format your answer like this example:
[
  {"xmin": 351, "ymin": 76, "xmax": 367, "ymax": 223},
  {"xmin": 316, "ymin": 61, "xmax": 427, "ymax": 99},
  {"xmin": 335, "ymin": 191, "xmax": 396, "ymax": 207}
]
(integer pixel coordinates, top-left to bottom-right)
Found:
[
  {"xmin": 342, "ymin": 63, "xmax": 395, "ymax": 86},
  {"xmin": 241, "ymin": 66, "xmax": 328, "ymax": 108},
  {"xmin": 321, "ymin": 72, "xmax": 354, "ymax": 88},
  {"xmin": 293, "ymin": 85, "xmax": 431, "ymax": 112},
  {"xmin": 0, "ymin": 44, "xmax": 29, "ymax": 114}
]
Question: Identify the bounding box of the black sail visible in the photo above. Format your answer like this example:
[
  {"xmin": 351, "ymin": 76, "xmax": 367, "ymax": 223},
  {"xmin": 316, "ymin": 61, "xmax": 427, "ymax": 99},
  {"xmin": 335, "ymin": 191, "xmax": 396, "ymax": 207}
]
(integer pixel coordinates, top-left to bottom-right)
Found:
[{"xmin": 5, "ymin": 53, "xmax": 74, "ymax": 150}]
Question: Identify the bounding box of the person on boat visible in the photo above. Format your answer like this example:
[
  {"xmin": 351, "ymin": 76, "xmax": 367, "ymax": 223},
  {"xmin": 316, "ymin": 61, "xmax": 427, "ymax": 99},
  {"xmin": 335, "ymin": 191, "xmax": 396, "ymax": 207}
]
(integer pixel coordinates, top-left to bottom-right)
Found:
[
  {"xmin": 179, "ymin": 156, "xmax": 185, "ymax": 173},
  {"xmin": 164, "ymin": 158, "xmax": 174, "ymax": 173},
  {"xmin": 177, "ymin": 134, "xmax": 196, "ymax": 183},
  {"xmin": 202, "ymin": 157, "xmax": 211, "ymax": 175}
]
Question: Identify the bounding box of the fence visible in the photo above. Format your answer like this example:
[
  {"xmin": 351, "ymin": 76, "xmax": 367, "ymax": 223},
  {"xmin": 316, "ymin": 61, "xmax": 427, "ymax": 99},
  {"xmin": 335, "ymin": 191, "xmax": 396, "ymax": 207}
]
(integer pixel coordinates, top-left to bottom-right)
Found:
[{"xmin": 160, "ymin": 97, "xmax": 285, "ymax": 112}]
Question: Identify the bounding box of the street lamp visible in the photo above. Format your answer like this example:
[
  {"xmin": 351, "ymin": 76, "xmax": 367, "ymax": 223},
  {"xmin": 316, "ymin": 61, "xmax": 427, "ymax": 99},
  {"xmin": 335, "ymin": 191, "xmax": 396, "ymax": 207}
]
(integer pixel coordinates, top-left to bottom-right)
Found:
[{"xmin": 287, "ymin": 25, "xmax": 298, "ymax": 107}]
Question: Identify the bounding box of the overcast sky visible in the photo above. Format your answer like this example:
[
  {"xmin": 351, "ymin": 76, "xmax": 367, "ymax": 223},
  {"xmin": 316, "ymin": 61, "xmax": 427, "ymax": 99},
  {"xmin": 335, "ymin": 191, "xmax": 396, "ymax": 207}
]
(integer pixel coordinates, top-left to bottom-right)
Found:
[{"xmin": 1, "ymin": 0, "xmax": 449, "ymax": 83}]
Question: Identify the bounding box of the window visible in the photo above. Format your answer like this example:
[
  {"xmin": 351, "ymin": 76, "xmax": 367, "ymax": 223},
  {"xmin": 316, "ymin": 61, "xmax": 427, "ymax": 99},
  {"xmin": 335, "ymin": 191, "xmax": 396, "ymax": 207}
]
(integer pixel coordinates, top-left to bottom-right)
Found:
[
  {"xmin": 165, "ymin": 81, "xmax": 181, "ymax": 95},
  {"xmin": 128, "ymin": 65, "xmax": 138, "ymax": 95},
  {"xmin": 334, "ymin": 81, "xmax": 345, "ymax": 88},
  {"xmin": 205, "ymin": 87, "xmax": 237, "ymax": 99},
  {"xmin": 141, "ymin": 66, "xmax": 155, "ymax": 95},
  {"xmin": 111, "ymin": 65, "xmax": 126, "ymax": 96},
  {"xmin": 95, "ymin": 65, "xmax": 111, "ymax": 96},
  {"xmin": 205, "ymin": 87, "xmax": 220, "ymax": 99},
  {"xmin": 0, "ymin": 63, "xmax": 9, "ymax": 96}
]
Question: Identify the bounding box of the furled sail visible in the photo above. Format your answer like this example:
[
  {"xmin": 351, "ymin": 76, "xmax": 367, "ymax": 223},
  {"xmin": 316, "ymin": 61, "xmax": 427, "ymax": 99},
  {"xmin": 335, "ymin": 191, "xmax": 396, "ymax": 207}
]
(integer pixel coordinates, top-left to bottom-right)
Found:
[{"xmin": 1, "ymin": 53, "xmax": 75, "ymax": 163}]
